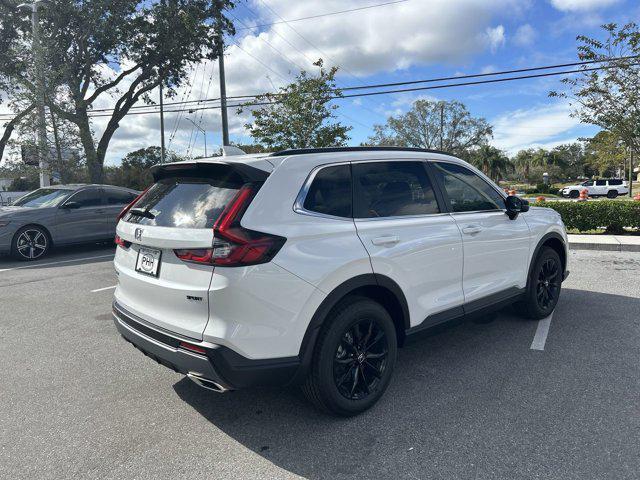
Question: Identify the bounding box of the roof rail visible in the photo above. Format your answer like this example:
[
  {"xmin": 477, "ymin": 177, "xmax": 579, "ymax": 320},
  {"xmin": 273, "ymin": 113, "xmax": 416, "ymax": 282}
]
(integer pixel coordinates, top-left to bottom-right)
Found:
[{"xmin": 269, "ymin": 146, "xmax": 453, "ymax": 157}]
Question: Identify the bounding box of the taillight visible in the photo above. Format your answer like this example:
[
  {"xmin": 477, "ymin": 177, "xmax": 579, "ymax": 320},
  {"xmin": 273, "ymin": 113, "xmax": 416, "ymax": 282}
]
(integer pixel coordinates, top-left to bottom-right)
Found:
[
  {"xmin": 114, "ymin": 234, "xmax": 131, "ymax": 249},
  {"xmin": 174, "ymin": 184, "xmax": 286, "ymax": 267},
  {"xmin": 117, "ymin": 187, "xmax": 150, "ymax": 223}
]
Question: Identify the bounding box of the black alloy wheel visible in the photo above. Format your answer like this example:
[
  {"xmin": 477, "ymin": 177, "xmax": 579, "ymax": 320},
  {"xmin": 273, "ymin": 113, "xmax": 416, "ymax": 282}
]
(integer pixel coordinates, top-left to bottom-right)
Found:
[
  {"xmin": 302, "ymin": 297, "xmax": 397, "ymax": 416},
  {"xmin": 515, "ymin": 247, "xmax": 563, "ymax": 320},
  {"xmin": 536, "ymin": 257, "xmax": 561, "ymax": 311},
  {"xmin": 333, "ymin": 318, "xmax": 389, "ymax": 401}
]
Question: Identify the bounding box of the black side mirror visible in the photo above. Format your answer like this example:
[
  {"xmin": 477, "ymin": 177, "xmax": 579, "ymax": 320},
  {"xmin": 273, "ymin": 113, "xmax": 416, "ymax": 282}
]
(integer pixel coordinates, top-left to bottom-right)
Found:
[
  {"xmin": 505, "ymin": 196, "xmax": 528, "ymax": 220},
  {"xmin": 61, "ymin": 201, "xmax": 81, "ymax": 210}
]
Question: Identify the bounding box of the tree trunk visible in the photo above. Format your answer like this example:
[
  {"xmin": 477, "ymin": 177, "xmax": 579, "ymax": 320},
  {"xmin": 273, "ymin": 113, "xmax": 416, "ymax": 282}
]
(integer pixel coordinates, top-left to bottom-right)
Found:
[{"xmin": 76, "ymin": 112, "xmax": 102, "ymax": 183}]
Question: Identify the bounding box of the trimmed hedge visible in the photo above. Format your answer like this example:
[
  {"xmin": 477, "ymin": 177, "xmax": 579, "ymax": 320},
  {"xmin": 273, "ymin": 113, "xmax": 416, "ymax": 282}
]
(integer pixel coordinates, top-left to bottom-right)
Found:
[{"xmin": 533, "ymin": 200, "xmax": 640, "ymax": 233}]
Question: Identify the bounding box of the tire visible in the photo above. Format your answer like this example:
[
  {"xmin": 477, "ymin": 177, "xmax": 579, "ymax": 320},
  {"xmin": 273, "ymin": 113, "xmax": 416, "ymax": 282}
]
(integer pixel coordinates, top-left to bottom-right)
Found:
[
  {"xmin": 607, "ymin": 190, "xmax": 618, "ymax": 199},
  {"xmin": 568, "ymin": 190, "xmax": 579, "ymax": 199},
  {"xmin": 515, "ymin": 247, "xmax": 563, "ymax": 320},
  {"xmin": 302, "ymin": 296, "xmax": 398, "ymax": 416},
  {"xmin": 11, "ymin": 226, "xmax": 50, "ymax": 261}
]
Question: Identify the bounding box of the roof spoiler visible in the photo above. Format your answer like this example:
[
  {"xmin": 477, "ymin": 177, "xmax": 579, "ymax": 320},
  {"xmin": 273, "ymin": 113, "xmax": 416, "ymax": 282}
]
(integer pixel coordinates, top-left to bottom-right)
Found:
[{"xmin": 150, "ymin": 160, "xmax": 269, "ymax": 183}]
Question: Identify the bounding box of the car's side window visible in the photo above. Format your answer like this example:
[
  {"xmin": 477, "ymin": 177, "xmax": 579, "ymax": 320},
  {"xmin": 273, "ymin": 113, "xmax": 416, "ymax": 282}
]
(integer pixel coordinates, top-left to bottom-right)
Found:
[
  {"xmin": 353, "ymin": 161, "xmax": 440, "ymax": 218},
  {"xmin": 105, "ymin": 188, "xmax": 136, "ymax": 205},
  {"xmin": 302, "ymin": 164, "xmax": 352, "ymax": 218},
  {"xmin": 609, "ymin": 179, "xmax": 623, "ymax": 186},
  {"xmin": 69, "ymin": 189, "xmax": 103, "ymax": 208},
  {"xmin": 431, "ymin": 162, "xmax": 504, "ymax": 213},
  {"xmin": 595, "ymin": 179, "xmax": 607, "ymax": 186}
]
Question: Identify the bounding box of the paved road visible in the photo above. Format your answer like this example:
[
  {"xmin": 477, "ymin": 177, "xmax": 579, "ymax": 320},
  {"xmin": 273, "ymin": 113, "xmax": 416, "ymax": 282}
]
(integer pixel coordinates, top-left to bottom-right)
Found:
[{"xmin": 1, "ymin": 247, "xmax": 639, "ymax": 479}]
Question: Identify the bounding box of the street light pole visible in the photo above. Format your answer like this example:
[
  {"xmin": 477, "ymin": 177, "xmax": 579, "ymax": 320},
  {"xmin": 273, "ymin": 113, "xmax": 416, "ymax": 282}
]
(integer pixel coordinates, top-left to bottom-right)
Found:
[
  {"xmin": 18, "ymin": 1, "xmax": 50, "ymax": 187},
  {"xmin": 186, "ymin": 118, "xmax": 208, "ymax": 157}
]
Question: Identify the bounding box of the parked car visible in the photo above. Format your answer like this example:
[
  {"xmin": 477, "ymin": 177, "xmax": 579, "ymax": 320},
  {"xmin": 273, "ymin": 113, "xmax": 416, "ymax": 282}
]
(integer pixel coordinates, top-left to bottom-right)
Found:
[
  {"xmin": 0, "ymin": 191, "xmax": 31, "ymax": 206},
  {"xmin": 560, "ymin": 179, "xmax": 628, "ymax": 198},
  {"xmin": 0, "ymin": 184, "xmax": 139, "ymax": 261},
  {"xmin": 112, "ymin": 147, "xmax": 569, "ymax": 416}
]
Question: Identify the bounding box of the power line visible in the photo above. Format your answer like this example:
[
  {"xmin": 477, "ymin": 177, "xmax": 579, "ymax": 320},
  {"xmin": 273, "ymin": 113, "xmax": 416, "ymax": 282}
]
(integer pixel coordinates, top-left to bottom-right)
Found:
[
  {"xmin": 61, "ymin": 61, "xmax": 635, "ymax": 119},
  {"xmin": 236, "ymin": 0, "xmax": 410, "ymax": 31},
  {"xmin": 66, "ymin": 54, "xmax": 640, "ymax": 117},
  {"xmin": 0, "ymin": 56, "xmax": 636, "ymax": 122}
]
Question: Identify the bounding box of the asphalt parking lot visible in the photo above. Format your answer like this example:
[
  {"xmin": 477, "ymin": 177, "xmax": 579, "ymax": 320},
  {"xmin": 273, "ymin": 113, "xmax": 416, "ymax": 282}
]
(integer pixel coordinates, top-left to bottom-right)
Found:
[{"xmin": 1, "ymin": 246, "xmax": 639, "ymax": 480}]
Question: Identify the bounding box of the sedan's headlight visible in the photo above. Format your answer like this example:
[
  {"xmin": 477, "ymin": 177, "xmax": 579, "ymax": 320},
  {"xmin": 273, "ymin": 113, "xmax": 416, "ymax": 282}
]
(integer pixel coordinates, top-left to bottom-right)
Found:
[{"xmin": 0, "ymin": 221, "xmax": 10, "ymax": 227}]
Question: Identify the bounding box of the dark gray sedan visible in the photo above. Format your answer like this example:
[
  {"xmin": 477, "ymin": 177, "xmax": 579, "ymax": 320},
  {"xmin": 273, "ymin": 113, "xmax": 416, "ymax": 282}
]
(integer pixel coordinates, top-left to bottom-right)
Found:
[{"xmin": 0, "ymin": 184, "xmax": 139, "ymax": 261}]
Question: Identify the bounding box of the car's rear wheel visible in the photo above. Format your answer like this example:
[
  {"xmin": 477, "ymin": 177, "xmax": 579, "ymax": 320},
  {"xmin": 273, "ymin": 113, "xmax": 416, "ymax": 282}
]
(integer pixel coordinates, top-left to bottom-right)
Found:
[
  {"xmin": 11, "ymin": 226, "xmax": 50, "ymax": 261},
  {"xmin": 302, "ymin": 297, "xmax": 397, "ymax": 416},
  {"xmin": 568, "ymin": 190, "xmax": 580, "ymax": 198},
  {"xmin": 515, "ymin": 247, "xmax": 562, "ymax": 320},
  {"xmin": 607, "ymin": 190, "xmax": 618, "ymax": 199}
]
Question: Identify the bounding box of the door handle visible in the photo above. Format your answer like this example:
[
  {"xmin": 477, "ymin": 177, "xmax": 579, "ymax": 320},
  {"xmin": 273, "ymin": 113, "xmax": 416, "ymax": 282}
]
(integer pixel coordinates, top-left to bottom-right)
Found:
[
  {"xmin": 372, "ymin": 235, "xmax": 400, "ymax": 246},
  {"xmin": 462, "ymin": 225, "xmax": 483, "ymax": 235}
]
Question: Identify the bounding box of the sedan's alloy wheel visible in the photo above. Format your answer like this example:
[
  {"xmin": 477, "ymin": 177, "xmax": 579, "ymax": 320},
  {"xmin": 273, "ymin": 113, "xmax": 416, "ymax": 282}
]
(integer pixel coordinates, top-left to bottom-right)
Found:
[{"xmin": 16, "ymin": 229, "xmax": 48, "ymax": 260}]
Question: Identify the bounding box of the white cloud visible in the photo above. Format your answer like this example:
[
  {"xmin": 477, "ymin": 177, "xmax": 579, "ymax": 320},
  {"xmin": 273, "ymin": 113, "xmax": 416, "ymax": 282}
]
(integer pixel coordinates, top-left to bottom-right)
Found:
[
  {"xmin": 514, "ymin": 24, "xmax": 537, "ymax": 47},
  {"xmin": 491, "ymin": 102, "xmax": 583, "ymax": 154},
  {"xmin": 549, "ymin": 0, "xmax": 622, "ymax": 12},
  {"xmin": 484, "ymin": 25, "xmax": 506, "ymax": 53}
]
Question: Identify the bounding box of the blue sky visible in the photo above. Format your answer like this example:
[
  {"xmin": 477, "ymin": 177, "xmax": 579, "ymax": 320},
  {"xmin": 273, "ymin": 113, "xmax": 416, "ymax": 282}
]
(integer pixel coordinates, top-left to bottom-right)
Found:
[{"xmin": 91, "ymin": 0, "xmax": 640, "ymax": 163}]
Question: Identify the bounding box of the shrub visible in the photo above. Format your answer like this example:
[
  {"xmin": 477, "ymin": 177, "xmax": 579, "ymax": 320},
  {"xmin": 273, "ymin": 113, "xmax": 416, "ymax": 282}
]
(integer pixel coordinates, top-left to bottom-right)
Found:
[{"xmin": 532, "ymin": 200, "xmax": 640, "ymax": 233}]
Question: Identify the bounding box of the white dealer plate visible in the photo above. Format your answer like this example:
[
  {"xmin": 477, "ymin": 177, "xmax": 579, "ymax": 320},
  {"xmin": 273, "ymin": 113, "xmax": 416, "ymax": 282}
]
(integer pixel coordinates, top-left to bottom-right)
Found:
[{"xmin": 135, "ymin": 247, "xmax": 162, "ymax": 277}]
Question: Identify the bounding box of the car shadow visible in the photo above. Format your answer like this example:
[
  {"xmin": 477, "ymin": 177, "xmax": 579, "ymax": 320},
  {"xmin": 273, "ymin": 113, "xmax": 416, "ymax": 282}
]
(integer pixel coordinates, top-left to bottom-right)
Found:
[
  {"xmin": 172, "ymin": 289, "xmax": 639, "ymax": 479},
  {"xmin": 0, "ymin": 241, "xmax": 115, "ymax": 269}
]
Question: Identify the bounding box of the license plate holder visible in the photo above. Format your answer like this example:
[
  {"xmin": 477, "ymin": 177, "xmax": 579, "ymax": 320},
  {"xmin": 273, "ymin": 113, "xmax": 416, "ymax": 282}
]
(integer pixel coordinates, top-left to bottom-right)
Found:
[{"xmin": 135, "ymin": 247, "xmax": 162, "ymax": 278}]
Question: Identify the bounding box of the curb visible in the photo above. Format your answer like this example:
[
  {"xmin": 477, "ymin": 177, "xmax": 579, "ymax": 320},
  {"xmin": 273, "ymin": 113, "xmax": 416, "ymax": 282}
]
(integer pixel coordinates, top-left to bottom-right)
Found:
[{"xmin": 569, "ymin": 242, "xmax": 640, "ymax": 252}]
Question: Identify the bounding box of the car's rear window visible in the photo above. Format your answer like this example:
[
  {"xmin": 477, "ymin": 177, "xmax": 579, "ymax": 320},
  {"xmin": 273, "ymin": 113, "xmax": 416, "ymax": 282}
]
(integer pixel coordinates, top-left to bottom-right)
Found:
[{"xmin": 125, "ymin": 177, "xmax": 240, "ymax": 229}]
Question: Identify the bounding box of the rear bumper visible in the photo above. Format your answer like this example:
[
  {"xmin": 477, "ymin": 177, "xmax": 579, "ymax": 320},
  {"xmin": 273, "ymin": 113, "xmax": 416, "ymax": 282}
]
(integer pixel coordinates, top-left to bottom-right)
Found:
[{"xmin": 112, "ymin": 302, "xmax": 301, "ymax": 390}]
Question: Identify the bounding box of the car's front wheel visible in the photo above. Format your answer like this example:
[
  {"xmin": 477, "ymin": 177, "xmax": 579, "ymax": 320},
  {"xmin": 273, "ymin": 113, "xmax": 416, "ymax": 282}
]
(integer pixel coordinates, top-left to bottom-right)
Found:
[
  {"xmin": 11, "ymin": 226, "xmax": 50, "ymax": 261},
  {"xmin": 302, "ymin": 297, "xmax": 397, "ymax": 416},
  {"xmin": 515, "ymin": 247, "xmax": 563, "ymax": 320},
  {"xmin": 569, "ymin": 190, "xmax": 580, "ymax": 198}
]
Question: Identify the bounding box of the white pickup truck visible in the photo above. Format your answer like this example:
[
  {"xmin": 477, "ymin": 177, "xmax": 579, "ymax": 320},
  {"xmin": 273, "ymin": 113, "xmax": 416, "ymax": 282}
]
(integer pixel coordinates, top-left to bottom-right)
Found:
[{"xmin": 560, "ymin": 179, "xmax": 629, "ymax": 198}]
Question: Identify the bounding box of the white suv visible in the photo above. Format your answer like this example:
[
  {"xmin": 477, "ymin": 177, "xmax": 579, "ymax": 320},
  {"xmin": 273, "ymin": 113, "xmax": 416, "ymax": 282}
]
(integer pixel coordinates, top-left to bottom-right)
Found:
[
  {"xmin": 561, "ymin": 179, "xmax": 629, "ymax": 198},
  {"xmin": 112, "ymin": 147, "xmax": 569, "ymax": 416}
]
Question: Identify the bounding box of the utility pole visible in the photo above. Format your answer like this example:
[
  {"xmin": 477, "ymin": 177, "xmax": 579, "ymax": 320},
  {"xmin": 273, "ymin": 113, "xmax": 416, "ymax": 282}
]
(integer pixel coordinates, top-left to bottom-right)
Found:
[
  {"xmin": 216, "ymin": 5, "xmax": 229, "ymax": 147},
  {"xmin": 218, "ymin": 41, "xmax": 230, "ymax": 147},
  {"xmin": 630, "ymin": 149, "xmax": 634, "ymax": 198},
  {"xmin": 439, "ymin": 103, "xmax": 444, "ymax": 151},
  {"xmin": 19, "ymin": 1, "xmax": 50, "ymax": 187},
  {"xmin": 159, "ymin": 80, "xmax": 166, "ymax": 163}
]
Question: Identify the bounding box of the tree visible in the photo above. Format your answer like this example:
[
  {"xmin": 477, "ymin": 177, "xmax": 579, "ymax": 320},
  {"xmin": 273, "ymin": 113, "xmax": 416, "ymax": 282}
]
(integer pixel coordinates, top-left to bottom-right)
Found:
[
  {"xmin": 584, "ymin": 131, "xmax": 627, "ymax": 177},
  {"xmin": 469, "ymin": 145, "xmax": 511, "ymax": 182},
  {"xmin": 9, "ymin": 176, "xmax": 39, "ymax": 192},
  {"xmin": 550, "ymin": 23, "xmax": 640, "ymax": 194},
  {"xmin": 105, "ymin": 146, "xmax": 182, "ymax": 190},
  {"xmin": 366, "ymin": 100, "xmax": 493, "ymax": 156},
  {"xmin": 241, "ymin": 60, "xmax": 351, "ymax": 150},
  {"xmin": 0, "ymin": 0, "xmax": 234, "ymax": 183}
]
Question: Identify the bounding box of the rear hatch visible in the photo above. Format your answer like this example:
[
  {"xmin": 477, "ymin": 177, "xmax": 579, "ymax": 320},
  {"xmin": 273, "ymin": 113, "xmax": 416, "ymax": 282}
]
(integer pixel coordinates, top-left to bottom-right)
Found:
[{"xmin": 114, "ymin": 161, "xmax": 270, "ymax": 340}]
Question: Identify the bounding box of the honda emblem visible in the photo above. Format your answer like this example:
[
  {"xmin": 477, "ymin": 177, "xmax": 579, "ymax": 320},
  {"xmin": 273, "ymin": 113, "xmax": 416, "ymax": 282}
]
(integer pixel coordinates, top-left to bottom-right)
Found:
[{"xmin": 135, "ymin": 228, "xmax": 143, "ymax": 242}]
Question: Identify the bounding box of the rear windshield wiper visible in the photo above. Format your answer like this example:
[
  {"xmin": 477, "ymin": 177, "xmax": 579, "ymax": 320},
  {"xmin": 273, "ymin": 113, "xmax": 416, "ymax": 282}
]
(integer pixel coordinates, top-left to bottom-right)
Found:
[{"xmin": 129, "ymin": 207, "xmax": 156, "ymax": 219}]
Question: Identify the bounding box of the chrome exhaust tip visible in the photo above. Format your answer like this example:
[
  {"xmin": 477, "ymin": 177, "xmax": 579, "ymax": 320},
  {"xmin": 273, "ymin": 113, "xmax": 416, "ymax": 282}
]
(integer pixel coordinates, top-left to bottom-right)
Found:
[{"xmin": 187, "ymin": 373, "xmax": 229, "ymax": 393}]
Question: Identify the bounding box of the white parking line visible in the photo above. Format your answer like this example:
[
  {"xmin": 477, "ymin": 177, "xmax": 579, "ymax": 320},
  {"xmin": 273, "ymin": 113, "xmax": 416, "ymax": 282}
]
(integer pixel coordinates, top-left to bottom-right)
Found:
[
  {"xmin": 530, "ymin": 313, "xmax": 554, "ymax": 351},
  {"xmin": 0, "ymin": 254, "xmax": 114, "ymax": 273},
  {"xmin": 91, "ymin": 285, "xmax": 117, "ymax": 293}
]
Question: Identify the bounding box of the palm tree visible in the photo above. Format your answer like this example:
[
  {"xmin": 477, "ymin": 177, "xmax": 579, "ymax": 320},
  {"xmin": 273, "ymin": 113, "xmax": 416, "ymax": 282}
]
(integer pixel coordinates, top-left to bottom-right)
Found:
[{"xmin": 470, "ymin": 145, "xmax": 512, "ymax": 182}]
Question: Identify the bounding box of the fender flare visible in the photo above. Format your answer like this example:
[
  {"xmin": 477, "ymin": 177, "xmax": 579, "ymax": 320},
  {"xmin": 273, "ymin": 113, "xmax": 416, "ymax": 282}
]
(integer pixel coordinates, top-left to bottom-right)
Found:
[
  {"xmin": 526, "ymin": 231, "xmax": 567, "ymax": 288},
  {"xmin": 291, "ymin": 274, "xmax": 409, "ymax": 383}
]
